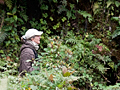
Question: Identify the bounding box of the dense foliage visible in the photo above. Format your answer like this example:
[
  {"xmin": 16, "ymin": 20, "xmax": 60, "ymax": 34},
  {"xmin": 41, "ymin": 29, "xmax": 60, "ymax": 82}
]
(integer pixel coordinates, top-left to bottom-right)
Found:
[{"xmin": 0, "ymin": 0, "xmax": 120, "ymax": 89}]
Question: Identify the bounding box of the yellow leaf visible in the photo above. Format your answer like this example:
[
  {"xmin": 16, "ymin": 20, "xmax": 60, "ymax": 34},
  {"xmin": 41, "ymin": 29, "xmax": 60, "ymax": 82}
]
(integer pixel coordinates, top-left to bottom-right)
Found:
[
  {"xmin": 28, "ymin": 88, "xmax": 31, "ymax": 90},
  {"xmin": 63, "ymin": 72, "xmax": 71, "ymax": 77}
]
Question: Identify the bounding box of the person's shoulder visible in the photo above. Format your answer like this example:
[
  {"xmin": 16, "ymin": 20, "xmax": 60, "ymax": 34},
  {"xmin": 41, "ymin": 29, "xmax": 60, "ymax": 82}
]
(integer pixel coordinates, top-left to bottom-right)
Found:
[
  {"xmin": 21, "ymin": 47, "xmax": 34, "ymax": 54},
  {"xmin": 23, "ymin": 47, "xmax": 33, "ymax": 51}
]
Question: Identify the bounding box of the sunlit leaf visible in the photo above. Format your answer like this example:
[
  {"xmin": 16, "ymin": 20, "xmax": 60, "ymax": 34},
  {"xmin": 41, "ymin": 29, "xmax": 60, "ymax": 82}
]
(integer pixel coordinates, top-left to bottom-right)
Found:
[
  {"xmin": 7, "ymin": 12, "xmax": 13, "ymax": 15},
  {"xmin": 0, "ymin": 50, "xmax": 4, "ymax": 53},
  {"xmin": 30, "ymin": 85, "xmax": 38, "ymax": 90},
  {"xmin": 63, "ymin": 72, "xmax": 71, "ymax": 77},
  {"xmin": 106, "ymin": 1, "xmax": 113, "ymax": 8},
  {"xmin": 67, "ymin": 86, "xmax": 77, "ymax": 90},
  {"xmin": 93, "ymin": 2, "xmax": 99, "ymax": 12}
]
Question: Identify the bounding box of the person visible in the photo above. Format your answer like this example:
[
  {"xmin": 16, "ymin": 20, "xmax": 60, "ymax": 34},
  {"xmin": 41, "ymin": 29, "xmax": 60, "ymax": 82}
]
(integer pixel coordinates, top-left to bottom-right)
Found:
[{"xmin": 19, "ymin": 28, "xmax": 43, "ymax": 76}]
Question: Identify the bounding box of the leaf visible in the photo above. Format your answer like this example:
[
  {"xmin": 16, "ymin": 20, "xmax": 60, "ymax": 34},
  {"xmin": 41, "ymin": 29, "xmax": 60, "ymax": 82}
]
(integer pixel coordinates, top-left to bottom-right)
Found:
[
  {"xmin": 63, "ymin": 72, "xmax": 71, "ymax": 77},
  {"xmin": 108, "ymin": 62, "xmax": 114, "ymax": 69},
  {"xmin": 4, "ymin": 0, "xmax": 12, "ymax": 9},
  {"xmin": 30, "ymin": 85, "xmax": 38, "ymax": 90},
  {"xmin": 49, "ymin": 74, "xmax": 54, "ymax": 82},
  {"xmin": 50, "ymin": 17, "xmax": 54, "ymax": 21},
  {"xmin": 111, "ymin": 17, "xmax": 119, "ymax": 21},
  {"xmin": 57, "ymin": 81, "xmax": 66, "ymax": 89},
  {"xmin": 76, "ymin": 0, "xmax": 78, "ymax": 3},
  {"xmin": 62, "ymin": 66, "xmax": 68, "ymax": 75},
  {"xmin": 115, "ymin": 1, "xmax": 120, "ymax": 7},
  {"xmin": 45, "ymin": 69, "xmax": 49, "ymax": 78},
  {"xmin": 106, "ymin": 1, "xmax": 113, "ymax": 8},
  {"xmin": 12, "ymin": 7, "xmax": 17, "ymax": 14},
  {"xmin": 70, "ymin": 3, "xmax": 74, "ymax": 10},
  {"xmin": 112, "ymin": 29, "xmax": 120, "ymax": 39},
  {"xmin": 67, "ymin": 11, "xmax": 72, "ymax": 19},
  {"xmin": 6, "ymin": 56, "xmax": 11, "ymax": 61},
  {"xmin": 7, "ymin": 12, "xmax": 13, "ymax": 15},
  {"xmin": 0, "ymin": 50, "xmax": 4, "ymax": 53},
  {"xmin": 93, "ymin": 2, "xmax": 99, "ymax": 12},
  {"xmin": 67, "ymin": 86, "xmax": 77, "ymax": 90},
  {"xmin": 13, "ymin": 15, "xmax": 17, "ymax": 21}
]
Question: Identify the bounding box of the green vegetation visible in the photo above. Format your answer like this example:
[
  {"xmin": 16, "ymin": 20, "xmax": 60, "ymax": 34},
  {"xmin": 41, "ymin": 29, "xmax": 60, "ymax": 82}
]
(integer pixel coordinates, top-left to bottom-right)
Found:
[{"xmin": 0, "ymin": 0, "xmax": 120, "ymax": 89}]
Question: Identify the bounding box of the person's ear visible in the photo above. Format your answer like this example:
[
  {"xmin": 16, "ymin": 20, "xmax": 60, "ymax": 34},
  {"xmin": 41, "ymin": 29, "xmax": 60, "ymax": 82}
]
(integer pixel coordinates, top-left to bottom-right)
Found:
[{"xmin": 31, "ymin": 38, "xmax": 34, "ymax": 41}]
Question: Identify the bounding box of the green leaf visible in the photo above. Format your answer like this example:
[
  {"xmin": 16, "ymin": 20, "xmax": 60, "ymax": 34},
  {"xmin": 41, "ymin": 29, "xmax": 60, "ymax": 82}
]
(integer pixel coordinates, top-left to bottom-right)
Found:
[
  {"xmin": 13, "ymin": 15, "xmax": 17, "ymax": 21},
  {"xmin": 53, "ymin": 0, "xmax": 57, "ymax": 3},
  {"xmin": 78, "ymin": 10, "xmax": 92, "ymax": 22},
  {"xmin": 7, "ymin": 12, "xmax": 13, "ymax": 15},
  {"xmin": 106, "ymin": 1, "xmax": 113, "ymax": 8},
  {"xmin": 63, "ymin": 72, "xmax": 71, "ymax": 77},
  {"xmin": 50, "ymin": 17, "xmax": 54, "ymax": 21},
  {"xmin": 12, "ymin": 7, "xmax": 17, "ymax": 14},
  {"xmin": 62, "ymin": 17, "xmax": 67, "ymax": 22},
  {"xmin": 115, "ymin": 1, "xmax": 120, "ymax": 7},
  {"xmin": 0, "ymin": 50, "xmax": 4, "ymax": 53},
  {"xmin": 43, "ymin": 13, "xmax": 48, "ymax": 18},
  {"xmin": 67, "ymin": 11, "xmax": 72, "ymax": 19},
  {"xmin": 40, "ymin": 4, "xmax": 48, "ymax": 10},
  {"xmin": 112, "ymin": 29, "xmax": 120, "ymax": 39},
  {"xmin": 70, "ymin": 3, "xmax": 74, "ymax": 10},
  {"xmin": 57, "ymin": 81, "xmax": 66, "ymax": 89},
  {"xmin": 111, "ymin": 17, "xmax": 119, "ymax": 21},
  {"xmin": 94, "ymin": 82, "xmax": 98, "ymax": 86},
  {"xmin": 93, "ymin": 2, "xmax": 99, "ymax": 12},
  {"xmin": 108, "ymin": 62, "xmax": 114, "ymax": 69},
  {"xmin": 76, "ymin": 0, "xmax": 79, "ymax": 3}
]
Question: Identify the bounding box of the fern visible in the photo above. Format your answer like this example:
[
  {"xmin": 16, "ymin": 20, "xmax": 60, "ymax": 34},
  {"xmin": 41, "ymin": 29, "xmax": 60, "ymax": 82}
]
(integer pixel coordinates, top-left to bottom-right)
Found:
[
  {"xmin": 4, "ymin": 0, "xmax": 12, "ymax": 9},
  {"xmin": 111, "ymin": 16, "xmax": 120, "ymax": 39},
  {"xmin": 66, "ymin": 38, "xmax": 78, "ymax": 44},
  {"xmin": 65, "ymin": 31, "xmax": 79, "ymax": 44},
  {"xmin": 112, "ymin": 29, "xmax": 120, "ymax": 39}
]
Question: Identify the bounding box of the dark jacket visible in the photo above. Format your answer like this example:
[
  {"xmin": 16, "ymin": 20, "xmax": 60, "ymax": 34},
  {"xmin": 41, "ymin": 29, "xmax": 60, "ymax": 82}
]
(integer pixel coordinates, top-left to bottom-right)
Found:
[{"xmin": 19, "ymin": 41, "xmax": 38, "ymax": 76}]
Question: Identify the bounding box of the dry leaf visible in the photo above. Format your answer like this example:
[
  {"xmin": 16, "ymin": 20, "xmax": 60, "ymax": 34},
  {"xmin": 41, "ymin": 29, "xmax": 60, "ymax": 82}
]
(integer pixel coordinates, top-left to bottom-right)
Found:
[
  {"xmin": 70, "ymin": 70, "xmax": 75, "ymax": 75},
  {"xmin": 49, "ymin": 74, "xmax": 53, "ymax": 82},
  {"xmin": 62, "ymin": 66, "xmax": 68, "ymax": 75},
  {"xmin": 6, "ymin": 56, "xmax": 12, "ymax": 61}
]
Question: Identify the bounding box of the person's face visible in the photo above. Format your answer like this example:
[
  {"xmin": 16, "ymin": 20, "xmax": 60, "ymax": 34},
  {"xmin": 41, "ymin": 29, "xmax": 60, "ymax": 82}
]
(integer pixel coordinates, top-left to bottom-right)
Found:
[{"xmin": 31, "ymin": 35, "xmax": 41, "ymax": 44}]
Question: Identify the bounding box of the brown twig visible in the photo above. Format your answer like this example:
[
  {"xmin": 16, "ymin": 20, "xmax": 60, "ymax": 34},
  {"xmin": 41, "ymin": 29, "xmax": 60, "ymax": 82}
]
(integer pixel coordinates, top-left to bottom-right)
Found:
[{"xmin": 101, "ymin": 73, "xmax": 111, "ymax": 83}]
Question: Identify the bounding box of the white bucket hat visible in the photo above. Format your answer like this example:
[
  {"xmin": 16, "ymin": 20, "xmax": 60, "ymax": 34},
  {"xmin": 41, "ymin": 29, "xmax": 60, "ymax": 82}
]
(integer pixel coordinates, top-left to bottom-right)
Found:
[{"xmin": 22, "ymin": 28, "xmax": 43, "ymax": 39}]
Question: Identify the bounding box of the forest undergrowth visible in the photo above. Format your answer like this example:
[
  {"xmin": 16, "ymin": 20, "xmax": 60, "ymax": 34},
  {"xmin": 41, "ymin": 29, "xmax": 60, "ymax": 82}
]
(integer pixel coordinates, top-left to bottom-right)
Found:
[
  {"xmin": 1, "ymin": 33, "xmax": 120, "ymax": 90},
  {"xmin": 0, "ymin": 0, "xmax": 120, "ymax": 89}
]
